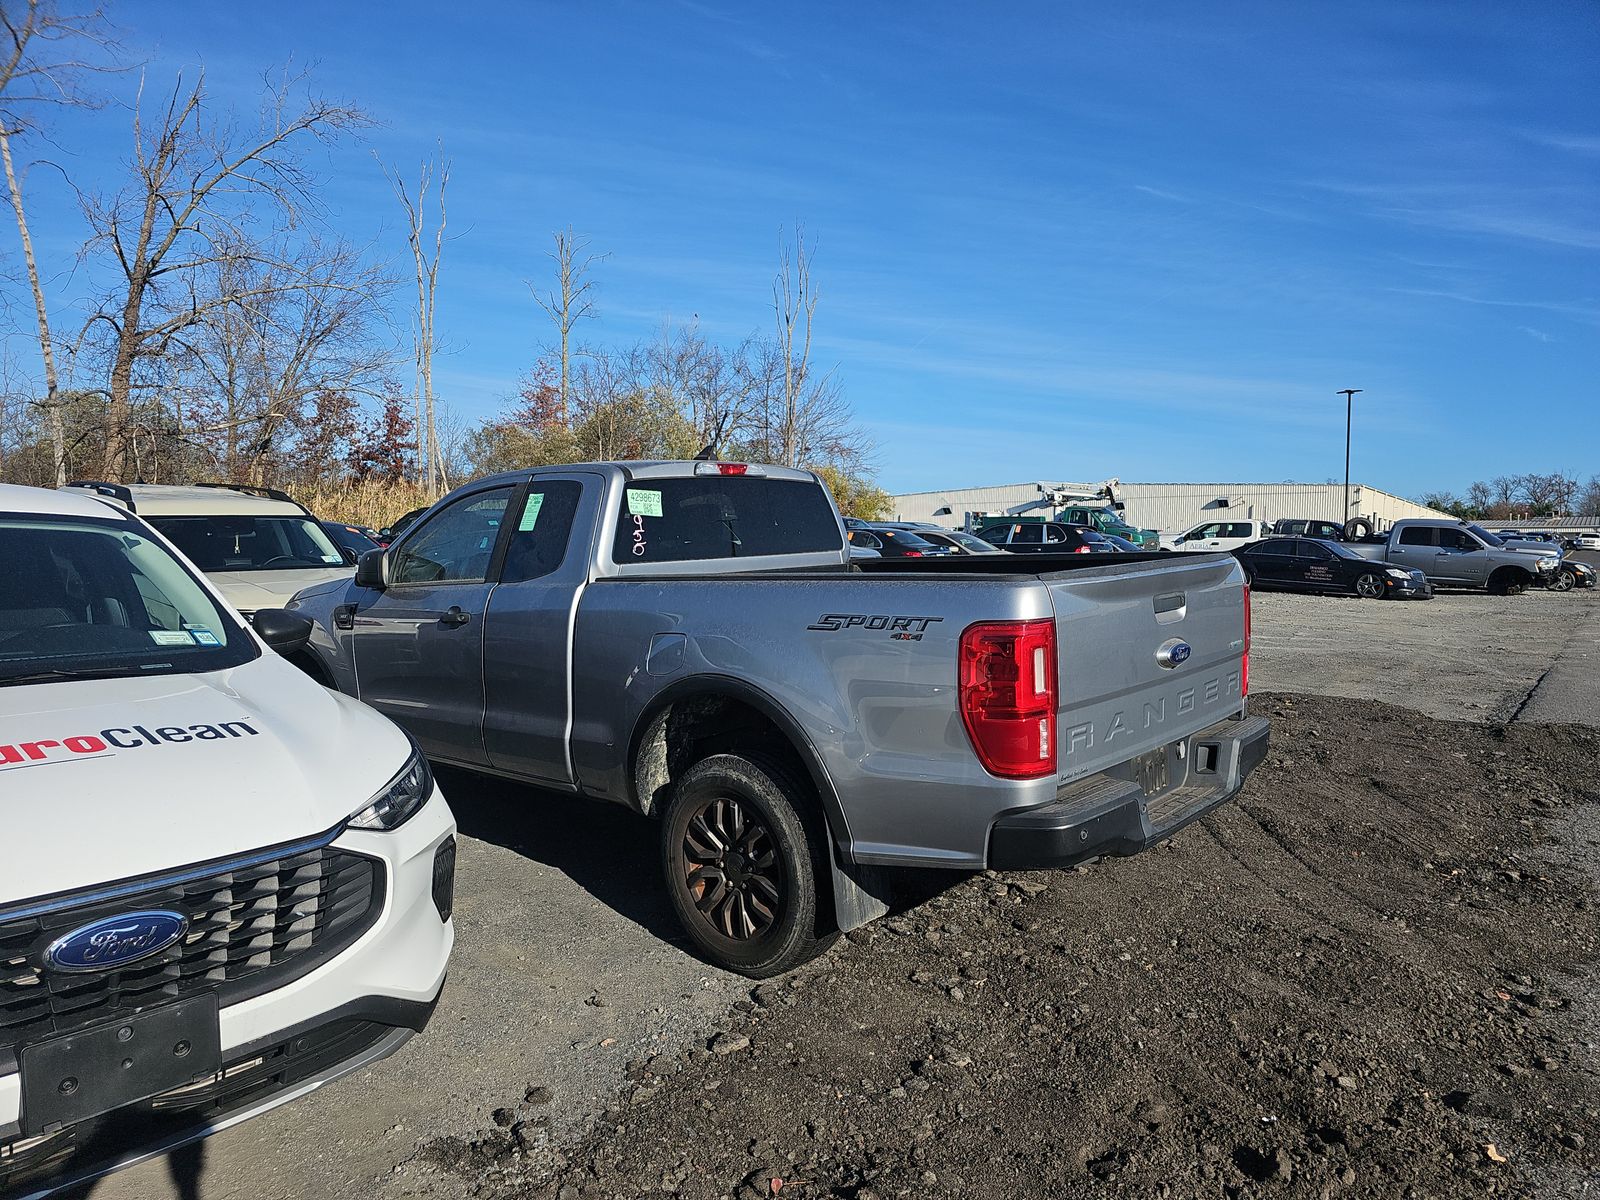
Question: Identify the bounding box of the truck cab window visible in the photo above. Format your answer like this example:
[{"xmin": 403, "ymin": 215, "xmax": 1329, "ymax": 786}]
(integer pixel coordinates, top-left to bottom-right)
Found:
[
  {"xmin": 390, "ymin": 487, "xmax": 514, "ymax": 584},
  {"xmin": 500, "ymin": 481, "xmax": 582, "ymax": 583},
  {"xmin": 1398, "ymin": 527, "xmax": 1435, "ymax": 547}
]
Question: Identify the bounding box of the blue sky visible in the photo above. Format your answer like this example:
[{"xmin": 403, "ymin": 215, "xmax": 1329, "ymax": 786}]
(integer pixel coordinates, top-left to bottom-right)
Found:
[{"xmin": 5, "ymin": 1, "xmax": 1597, "ymax": 496}]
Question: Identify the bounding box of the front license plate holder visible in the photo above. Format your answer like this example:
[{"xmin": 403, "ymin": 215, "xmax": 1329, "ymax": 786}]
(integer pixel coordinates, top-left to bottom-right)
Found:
[
  {"xmin": 1136, "ymin": 746, "xmax": 1171, "ymax": 797},
  {"xmin": 20, "ymin": 995, "xmax": 221, "ymax": 1135}
]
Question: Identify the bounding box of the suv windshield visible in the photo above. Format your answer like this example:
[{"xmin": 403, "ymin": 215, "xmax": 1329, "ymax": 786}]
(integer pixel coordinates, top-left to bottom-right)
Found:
[
  {"xmin": 0, "ymin": 514, "xmax": 256, "ymax": 685},
  {"xmin": 149, "ymin": 515, "xmax": 347, "ymax": 572}
]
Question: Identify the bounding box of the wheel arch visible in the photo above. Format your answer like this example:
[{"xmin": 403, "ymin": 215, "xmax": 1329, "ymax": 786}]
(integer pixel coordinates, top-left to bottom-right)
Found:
[{"xmin": 625, "ymin": 675, "xmax": 855, "ymax": 863}]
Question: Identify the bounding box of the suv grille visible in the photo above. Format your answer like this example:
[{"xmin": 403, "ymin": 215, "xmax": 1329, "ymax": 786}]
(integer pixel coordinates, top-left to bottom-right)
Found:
[{"xmin": 0, "ymin": 841, "xmax": 383, "ymax": 1057}]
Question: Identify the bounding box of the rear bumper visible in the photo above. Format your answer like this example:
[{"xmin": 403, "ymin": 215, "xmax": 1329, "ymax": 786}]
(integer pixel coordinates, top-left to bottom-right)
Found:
[{"xmin": 988, "ymin": 713, "xmax": 1269, "ymax": 870}]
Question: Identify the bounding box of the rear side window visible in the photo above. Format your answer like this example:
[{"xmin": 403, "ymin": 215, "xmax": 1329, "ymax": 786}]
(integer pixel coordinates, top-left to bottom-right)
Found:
[
  {"xmin": 613, "ymin": 477, "xmax": 842, "ymax": 564},
  {"xmin": 1398, "ymin": 527, "xmax": 1435, "ymax": 547},
  {"xmin": 1252, "ymin": 541, "xmax": 1295, "ymax": 557}
]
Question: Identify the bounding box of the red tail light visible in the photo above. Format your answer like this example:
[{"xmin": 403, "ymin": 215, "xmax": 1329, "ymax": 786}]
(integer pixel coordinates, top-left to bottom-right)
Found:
[
  {"xmin": 904, "ymin": 550, "xmax": 923, "ymax": 557},
  {"xmin": 959, "ymin": 619, "xmax": 1057, "ymax": 779},
  {"xmin": 1242, "ymin": 582, "xmax": 1252, "ymax": 697},
  {"xmin": 717, "ymin": 463, "xmax": 748, "ymax": 475},
  {"xmin": 1074, "ymin": 545, "xmax": 1091, "ymax": 554}
]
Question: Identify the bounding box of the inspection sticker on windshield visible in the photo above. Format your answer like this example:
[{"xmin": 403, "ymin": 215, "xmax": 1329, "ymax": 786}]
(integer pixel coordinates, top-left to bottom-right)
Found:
[
  {"xmin": 626, "ymin": 489, "xmax": 663, "ymax": 518},
  {"xmin": 189, "ymin": 629, "xmax": 221, "ymax": 646},
  {"xmin": 518, "ymin": 493, "xmax": 545, "ymax": 531},
  {"xmin": 320, "ymin": 554, "xmax": 343, "ymax": 565},
  {"xmin": 150, "ymin": 630, "xmax": 194, "ymax": 646}
]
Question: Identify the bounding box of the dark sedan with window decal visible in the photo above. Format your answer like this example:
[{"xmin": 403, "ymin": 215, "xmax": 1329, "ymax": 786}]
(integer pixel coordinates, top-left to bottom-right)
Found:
[{"xmin": 1236, "ymin": 537, "xmax": 1433, "ymax": 600}]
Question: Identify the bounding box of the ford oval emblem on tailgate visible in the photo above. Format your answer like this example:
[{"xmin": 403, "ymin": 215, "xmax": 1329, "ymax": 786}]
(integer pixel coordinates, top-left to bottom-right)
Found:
[
  {"xmin": 1155, "ymin": 638, "xmax": 1192, "ymax": 669},
  {"xmin": 45, "ymin": 911, "xmax": 188, "ymax": 973}
]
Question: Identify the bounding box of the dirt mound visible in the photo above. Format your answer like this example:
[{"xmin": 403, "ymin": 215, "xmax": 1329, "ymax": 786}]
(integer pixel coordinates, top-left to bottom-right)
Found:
[{"xmin": 416, "ymin": 694, "xmax": 1600, "ymax": 1199}]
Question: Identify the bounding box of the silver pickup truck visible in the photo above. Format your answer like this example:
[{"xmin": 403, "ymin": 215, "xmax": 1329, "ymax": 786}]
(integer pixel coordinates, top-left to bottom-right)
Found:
[
  {"xmin": 1346, "ymin": 519, "xmax": 1560, "ymax": 594},
  {"xmin": 279, "ymin": 461, "xmax": 1266, "ymax": 976}
]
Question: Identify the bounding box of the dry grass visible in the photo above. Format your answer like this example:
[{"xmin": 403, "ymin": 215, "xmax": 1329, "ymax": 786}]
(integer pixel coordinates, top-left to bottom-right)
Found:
[{"xmin": 298, "ymin": 479, "xmax": 437, "ymax": 531}]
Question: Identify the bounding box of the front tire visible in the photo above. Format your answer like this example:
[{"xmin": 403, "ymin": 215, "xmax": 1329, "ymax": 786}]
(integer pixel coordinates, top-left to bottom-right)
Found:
[
  {"xmin": 1354, "ymin": 572, "xmax": 1385, "ymax": 599},
  {"xmin": 1550, "ymin": 567, "xmax": 1577, "ymax": 593},
  {"xmin": 662, "ymin": 753, "xmax": 832, "ymax": 978},
  {"xmin": 1488, "ymin": 568, "xmax": 1529, "ymax": 596}
]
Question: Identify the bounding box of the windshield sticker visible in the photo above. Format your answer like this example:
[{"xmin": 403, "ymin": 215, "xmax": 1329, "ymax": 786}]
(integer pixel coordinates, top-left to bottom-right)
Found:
[
  {"xmin": 518, "ymin": 492, "xmax": 545, "ymax": 531},
  {"xmin": 626, "ymin": 489, "xmax": 663, "ymax": 518},
  {"xmin": 189, "ymin": 628, "xmax": 221, "ymax": 646},
  {"xmin": 150, "ymin": 630, "xmax": 194, "ymax": 646},
  {"xmin": 321, "ymin": 554, "xmax": 344, "ymax": 565}
]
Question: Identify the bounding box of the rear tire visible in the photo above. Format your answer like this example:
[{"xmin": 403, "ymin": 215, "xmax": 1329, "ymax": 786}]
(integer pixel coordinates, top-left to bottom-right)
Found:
[
  {"xmin": 661, "ymin": 752, "xmax": 832, "ymax": 978},
  {"xmin": 1353, "ymin": 572, "xmax": 1385, "ymax": 599}
]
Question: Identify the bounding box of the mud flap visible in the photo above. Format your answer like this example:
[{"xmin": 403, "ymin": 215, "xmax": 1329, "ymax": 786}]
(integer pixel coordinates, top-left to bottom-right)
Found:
[{"xmin": 827, "ymin": 837, "xmax": 892, "ymax": 932}]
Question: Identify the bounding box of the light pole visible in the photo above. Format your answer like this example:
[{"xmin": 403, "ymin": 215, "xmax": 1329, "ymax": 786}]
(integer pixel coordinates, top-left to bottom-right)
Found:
[{"xmin": 1337, "ymin": 389, "xmax": 1362, "ymax": 521}]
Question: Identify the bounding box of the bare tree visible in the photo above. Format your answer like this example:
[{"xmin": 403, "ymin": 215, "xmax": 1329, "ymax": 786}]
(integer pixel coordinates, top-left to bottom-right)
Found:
[
  {"xmin": 382, "ymin": 150, "xmax": 449, "ymax": 494},
  {"xmin": 771, "ymin": 227, "xmax": 817, "ymax": 469},
  {"xmin": 164, "ymin": 237, "xmax": 393, "ymax": 484},
  {"xmin": 1465, "ymin": 480, "xmax": 1493, "ymax": 513},
  {"xmin": 530, "ymin": 227, "xmax": 605, "ymax": 424},
  {"xmin": 82, "ymin": 70, "xmax": 366, "ymax": 481},
  {"xmin": 0, "ymin": 0, "xmax": 114, "ymax": 484}
]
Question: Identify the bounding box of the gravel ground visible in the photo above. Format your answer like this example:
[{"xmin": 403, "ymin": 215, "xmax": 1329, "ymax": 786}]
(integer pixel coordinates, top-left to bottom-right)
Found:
[{"xmin": 88, "ymin": 578, "xmax": 1600, "ymax": 1200}]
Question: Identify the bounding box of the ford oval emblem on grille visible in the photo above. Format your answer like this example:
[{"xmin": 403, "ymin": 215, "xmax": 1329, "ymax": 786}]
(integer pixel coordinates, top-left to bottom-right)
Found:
[
  {"xmin": 45, "ymin": 911, "xmax": 188, "ymax": 973},
  {"xmin": 1156, "ymin": 638, "xmax": 1192, "ymax": 669}
]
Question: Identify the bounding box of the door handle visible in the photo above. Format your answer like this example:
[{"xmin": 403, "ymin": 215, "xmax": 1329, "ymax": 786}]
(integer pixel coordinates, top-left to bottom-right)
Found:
[{"xmin": 439, "ymin": 606, "xmax": 470, "ymax": 628}]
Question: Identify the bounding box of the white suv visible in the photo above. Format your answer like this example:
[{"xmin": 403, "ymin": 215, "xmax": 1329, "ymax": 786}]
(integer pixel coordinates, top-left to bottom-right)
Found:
[
  {"xmin": 61, "ymin": 482, "xmax": 354, "ymax": 622},
  {"xmin": 0, "ymin": 484, "xmax": 455, "ymax": 1196}
]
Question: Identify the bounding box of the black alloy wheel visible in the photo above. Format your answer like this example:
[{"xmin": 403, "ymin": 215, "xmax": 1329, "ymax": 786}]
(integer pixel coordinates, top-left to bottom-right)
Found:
[
  {"xmin": 661, "ymin": 753, "xmax": 832, "ymax": 977},
  {"xmin": 681, "ymin": 795, "xmax": 781, "ymax": 940},
  {"xmin": 1354, "ymin": 572, "xmax": 1385, "ymax": 599}
]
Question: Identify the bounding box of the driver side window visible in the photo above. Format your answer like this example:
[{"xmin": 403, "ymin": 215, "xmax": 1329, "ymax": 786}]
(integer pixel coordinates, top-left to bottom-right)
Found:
[{"xmin": 390, "ymin": 488, "xmax": 514, "ymax": 585}]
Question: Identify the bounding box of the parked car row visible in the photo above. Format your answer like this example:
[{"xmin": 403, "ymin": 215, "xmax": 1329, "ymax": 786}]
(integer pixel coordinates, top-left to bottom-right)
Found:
[{"xmin": 3, "ymin": 463, "xmax": 1268, "ymax": 1195}]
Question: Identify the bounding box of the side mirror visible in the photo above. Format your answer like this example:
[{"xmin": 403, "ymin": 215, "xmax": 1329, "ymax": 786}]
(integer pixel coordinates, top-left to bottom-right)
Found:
[
  {"xmin": 251, "ymin": 608, "xmax": 313, "ymax": 656},
  {"xmin": 355, "ymin": 548, "xmax": 387, "ymax": 590},
  {"xmin": 339, "ymin": 545, "xmax": 359, "ymax": 566}
]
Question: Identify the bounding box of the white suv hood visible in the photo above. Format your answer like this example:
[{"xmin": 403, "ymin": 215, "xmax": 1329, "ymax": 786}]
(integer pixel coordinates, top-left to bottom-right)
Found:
[
  {"xmin": 0, "ymin": 655, "xmax": 411, "ymax": 905},
  {"xmin": 209, "ymin": 567, "xmax": 353, "ymax": 612}
]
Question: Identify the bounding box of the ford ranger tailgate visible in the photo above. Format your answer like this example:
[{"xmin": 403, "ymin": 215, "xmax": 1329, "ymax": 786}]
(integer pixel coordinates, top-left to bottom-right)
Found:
[{"xmin": 1044, "ymin": 553, "xmax": 1247, "ymax": 782}]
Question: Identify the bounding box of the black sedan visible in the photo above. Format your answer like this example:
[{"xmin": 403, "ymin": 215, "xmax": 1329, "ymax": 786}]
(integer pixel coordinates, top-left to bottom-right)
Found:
[
  {"xmin": 847, "ymin": 527, "xmax": 954, "ymax": 558},
  {"xmin": 1236, "ymin": 537, "xmax": 1433, "ymax": 600},
  {"xmin": 913, "ymin": 529, "xmax": 1007, "ymax": 555}
]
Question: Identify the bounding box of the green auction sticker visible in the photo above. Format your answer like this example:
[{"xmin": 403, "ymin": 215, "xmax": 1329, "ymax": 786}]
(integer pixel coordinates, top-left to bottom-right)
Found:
[
  {"xmin": 518, "ymin": 492, "xmax": 545, "ymax": 531},
  {"xmin": 626, "ymin": 489, "xmax": 663, "ymax": 518}
]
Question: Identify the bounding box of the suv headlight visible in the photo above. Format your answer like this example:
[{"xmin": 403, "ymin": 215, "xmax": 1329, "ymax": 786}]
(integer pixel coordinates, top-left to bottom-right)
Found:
[{"xmin": 348, "ymin": 745, "xmax": 434, "ymax": 831}]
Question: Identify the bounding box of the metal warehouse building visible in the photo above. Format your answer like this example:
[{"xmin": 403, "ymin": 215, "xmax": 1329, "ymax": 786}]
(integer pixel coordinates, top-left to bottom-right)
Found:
[{"xmin": 889, "ymin": 481, "xmax": 1450, "ymax": 535}]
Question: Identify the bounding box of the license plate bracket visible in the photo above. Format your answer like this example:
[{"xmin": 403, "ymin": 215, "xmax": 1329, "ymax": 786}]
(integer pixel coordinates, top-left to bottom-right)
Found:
[
  {"xmin": 1136, "ymin": 746, "xmax": 1172, "ymax": 797},
  {"xmin": 20, "ymin": 995, "xmax": 221, "ymax": 1135}
]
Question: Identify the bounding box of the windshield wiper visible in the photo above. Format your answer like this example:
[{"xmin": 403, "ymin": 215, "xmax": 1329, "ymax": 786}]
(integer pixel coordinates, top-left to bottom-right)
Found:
[{"xmin": 0, "ymin": 663, "xmax": 174, "ymax": 687}]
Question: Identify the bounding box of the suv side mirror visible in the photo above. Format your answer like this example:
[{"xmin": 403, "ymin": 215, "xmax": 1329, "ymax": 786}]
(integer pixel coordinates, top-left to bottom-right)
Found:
[
  {"xmin": 251, "ymin": 608, "xmax": 313, "ymax": 656},
  {"xmin": 355, "ymin": 548, "xmax": 388, "ymax": 590}
]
